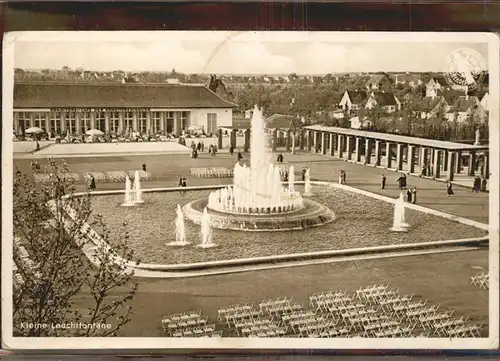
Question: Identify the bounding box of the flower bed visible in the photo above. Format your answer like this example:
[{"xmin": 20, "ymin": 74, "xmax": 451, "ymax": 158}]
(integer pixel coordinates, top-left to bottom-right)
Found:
[
  {"xmin": 190, "ymin": 167, "xmax": 233, "ymax": 178},
  {"xmin": 90, "ymin": 185, "xmax": 487, "ymax": 265}
]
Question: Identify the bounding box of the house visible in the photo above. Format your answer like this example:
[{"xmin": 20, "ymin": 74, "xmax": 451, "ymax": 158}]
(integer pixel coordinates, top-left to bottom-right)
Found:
[
  {"xmin": 365, "ymin": 92, "xmax": 401, "ymax": 113},
  {"xmin": 13, "ymin": 82, "xmax": 237, "ymax": 136},
  {"xmin": 445, "ymin": 95, "xmax": 487, "ymax": 123},
  {"xmin": 365, "ymin": 73, "xmax": 392, "ymax": 91},
  {"xmin": 394, "ymin": 73, "xmax": 423, "ymax": 88},
  {"xmin": 425, "ymin": 76, "xmax": 449, "ymax": 97},
  {"xmin": 414, "ymin": 95, "xmax": 450, "ymax": 119},
  {"xmin": 339, "ymin": 90, "xmax": 369, "ymax": 110},
  {"xmin": 349, "ymin": 116, "xmax": 372, "ymax": 130}
]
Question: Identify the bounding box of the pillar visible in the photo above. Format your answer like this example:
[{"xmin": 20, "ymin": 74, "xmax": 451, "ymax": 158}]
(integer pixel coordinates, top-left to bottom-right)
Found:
[
  {"xmin": 443, "ymin": 151, "xmax": 449, "ymax": 171},
  {"xmin": 386, "ymin": 142, "xmax": 392, "ymax": 168},
  {"xmin": 482, "ymin": 151, "xmax": 489, "ymax": 179},
  {"xmin": 456, "ymin": 151, "xmax": 462, "ymax": 174},
  {"xmin": 396, "ymin": 143, "xmax": 404, "ymax": 171},
  {"xmin": 346, "ymin": 136, "xmax": 353, "ymax": 160},
  {"xmin": 337, "ymin": 134, "xmax": 344, "ymax": 158},
  {"xmin": 132, "ymin": 111, "xmax": 138, "ymax": 132},
  {"xmin": 118, "ymin": 112, "xmax": 124, "ymax": 134},
  {"xmin": 173, "ymin": 112, "xmax": 179, "ymax": 136},
  {"xmin": 468, "ymin": 150, "xmax": 476, "ymax": 176},
  {"xmin": 272, "ymin": 129, "xmax": 278, "ymax": 152},
  {"xmin": 146, "ymin": 112, "xmax": 151, "ymax": 134},
  {"xmin": 75, "ymin": 113, "xmax": 81, "ymax": 135},
  {"xmin": 447, "ymin": 152, "xmax": 456, "ymax": 181},
  {"xmin": 244, "ymin": 129, "xmax": 250, "ymax": 152},
  {"xmin": 408, "ymin": 145, "xmax": 416, "ymax": 173},
  {"xmin": 330, "ymin": 133, "xmax": 335, "ymax": 156},
  {"xmin": 285, "ymin": 130, "xmax": 291, "ymax": 152},
  {"xmin": 374, "ymin": 140, "xmax": 381, "ymax": 166},
  {"xmin": 420, "ymin": 147, "xmax": 428, "ymax": 169},
  {"xmin": 299, "ymin": 130, "xmax": 305, "ymax": 150},
  {"xmin": 159, "ymin": 112, "xmax": 165, "ymax": 132},
  {"xmin": 306, "ymin": 130, "xmax": 312, "ymax": 151},
  {"xmin": 230, "ymin": 129, "xmax": 237, "ymax": 148},
  {"xmin": 433, "ymin": 150, "xmax": 442, "ymax": 178},
  {"xmin": 104, "ymin": 112, "xmax": 110, "ymax": 133},
  {"xmin": 217, "ymin": 128, "xmax": 223, "ymax": 149},
  {"xmin": 321, "ymin": 132, "xmax": 327, "ymax": 155},
  {"xmin": 354, "ymin": 137, "xmax": 362, "ymax": 162},
  {"xmin": 364, "ymin": 138, "xmax": 372, "ymax": 164}
]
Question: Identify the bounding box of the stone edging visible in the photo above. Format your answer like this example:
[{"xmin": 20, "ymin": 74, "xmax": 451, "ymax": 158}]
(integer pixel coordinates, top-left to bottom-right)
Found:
[{"xmin": 60, "ymin": 182, "xmax": 488, "ymax": 275}]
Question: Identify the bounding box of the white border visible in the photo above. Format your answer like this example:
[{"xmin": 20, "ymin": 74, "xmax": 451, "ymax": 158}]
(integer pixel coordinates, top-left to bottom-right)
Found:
[{"xmin": 2, "ymin": 31, "xmax": 499, "ymax": 350}]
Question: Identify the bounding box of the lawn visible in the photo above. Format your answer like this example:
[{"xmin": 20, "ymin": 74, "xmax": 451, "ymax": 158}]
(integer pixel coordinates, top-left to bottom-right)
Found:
[{"xmin": 90, "ymin": 185, "xmax": 487, "ymax": 265}]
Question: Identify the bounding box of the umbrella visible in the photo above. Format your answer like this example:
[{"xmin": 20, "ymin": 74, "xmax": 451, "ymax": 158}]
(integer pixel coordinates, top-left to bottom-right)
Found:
[
  {"xmin": 25, "ymin": 127, "xmax": 44, "ymax": 134},
  {"xmin": 86, "ymin": 129, "xmax": 104, "ymax": 136}
]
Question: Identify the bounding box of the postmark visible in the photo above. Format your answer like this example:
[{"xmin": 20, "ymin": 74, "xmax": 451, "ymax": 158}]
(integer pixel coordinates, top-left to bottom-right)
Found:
[{"xmin": 443, "ymin": 47, "xmax": 486, "ymax": 91}]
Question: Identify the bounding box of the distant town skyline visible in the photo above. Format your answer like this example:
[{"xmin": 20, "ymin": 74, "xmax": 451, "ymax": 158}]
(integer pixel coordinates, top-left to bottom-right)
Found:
[{"xmin": 13, "ymin": 32, "xmax": 490, "ymax": 75}]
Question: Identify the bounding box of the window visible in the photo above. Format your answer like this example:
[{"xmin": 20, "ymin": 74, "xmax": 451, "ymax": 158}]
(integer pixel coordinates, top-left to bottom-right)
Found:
[
  {"xmin": 81, "ymin": 112, "xmax": 91, "ymax": 133},
  {"xmin": 206, "ymin": 113, "xmax": 217, "ymax": 134},
  {"xmin": 110, "ymin": 112, "xmax": 120, "ymax": 133},
  {"xmin": 124, "ymin": 111, "xmax": 133, "ymax": 132},
  {"xmin": 17, "ymin": 112, "xmax": 30, "ymax": 133},
  {"xmin": 138, "ymin": 112, "xmax": 147, "ymax": 133},
  {"xmin": 49, "ymin": 112, "xmax": 61, "ymax": 134},
  {"xmin": 151, "ymin": 112, "xmax": 161, "ymax": 133},
  {"xmin": 180, "ymin": 111, "xmax": 189, "ymax": 131},
  {"xmin": 166, "ymin": 112, "xmax": 174, "ymax": 133},
  {"xmin": 95, "ymin": 112, "xmax": 106, "ymax": 131},
  {"xmin": 65, "ymin": 112, "xmax": 76, "ymax": 134}
]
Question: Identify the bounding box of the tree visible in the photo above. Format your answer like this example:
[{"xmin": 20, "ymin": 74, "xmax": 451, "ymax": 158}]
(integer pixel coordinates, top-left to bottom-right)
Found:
[{"xmin": 13, "ymin": 159, "xmax": 138, "ymax": 336}]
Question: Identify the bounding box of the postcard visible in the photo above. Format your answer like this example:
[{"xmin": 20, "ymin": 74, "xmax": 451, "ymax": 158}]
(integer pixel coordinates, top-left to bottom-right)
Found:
[{"xmin": 2, "ymin": 30, "xmax": 498, "ymax": 350}]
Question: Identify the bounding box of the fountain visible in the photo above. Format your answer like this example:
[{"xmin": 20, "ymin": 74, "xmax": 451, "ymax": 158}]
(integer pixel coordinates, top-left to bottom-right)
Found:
[
  {"xmin": 183, "ymin": 105, "xmax": 336, "ymax": 231},
  {"xmin": 390, "ymin": 192, "xmax": 410, "ymax": 232},
  {"xmin": 133, "ymin": 170, "xmax": 144, "ymax": 204},
  {"xmin": 167, "ymin": 205, "xmax": 191, "ymax": 246},
  {"xmin": 198, "ymin": 207, "xmax": 216, "ymax": 248},
  {"xmin": 303, "ymin": 168, "xmax": 312, "ymax": 196},
  {"xmin": 121, "ymin": 176, "xmax": 136, "ymax": 207}
]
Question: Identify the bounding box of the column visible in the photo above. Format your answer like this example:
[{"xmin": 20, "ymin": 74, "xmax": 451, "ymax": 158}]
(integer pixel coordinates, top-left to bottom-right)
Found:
[
  {"xmin": 468, "ymin": 150, "xmax": 476, "ymax": 176},
  {"xmin": 447, "ymin": 151, "xmax": 456, "ymax": 181},
  {"xmin": 482, "ymin": 151, "xmax": 489, "ymax": 179},
  {"xmin": 43, "ymin": 114, "xmax": 48, "ymax": 133},
  {"xmin": 132, "ymin": 111, "xmax": 138, "ymax": 132},
  {"xmin": 173, "ymin": 112, "xmax": 179, "ymax": 136},
  {"xmin": 443, "ymin": 151, "xmax": 449, "ymax": 171},
  {"xmin": 346, "ymin": 136, "xmax": 353, "ymax": 160},
  {"xmin": 146, "ymin": 112, "xmax": 151, "ymax": 134},
  {"xmin": 365, "ymin": 138, "xmax": 372, "ymax": 164},
  {"xmin": 408, "ymin": 145, "xmax": 416, "ymax": 173},
  {"xmin": 330, "ymin": 133, "xmax": 335, "ymax": 156},
  {"xmin": 321, "ymin": 132, "xmax": 327, "ymax": 155},
  {"xmin": 420, "ymin": 147, "xmax": 428, "ymax": 169},
  {"xmin": 386, "ymin": 142, "xmax": 392, "ymax": 168},
  {"xmin": 396, "ymin": 143, "xmax": 404, "ymax": 171},
  {"xmin": 433, "ymin": 150, "xmax": 442, "ymax": 178},
  {"xmin": 272, "ymin": 129, "xmax": 278, "ymax": 152},
  {"xmin": 104, "ymin": 111, "xmax": 110, "ymax": 133},
  {"xmin": 299, "ymin": 130, "xmax": 305, "ymax": 150},
  {"xmin": 118, "ymin": 112, "xmax": 124, "ymax": 134},
  {"xmin": 217, "ymin": 128, "xmax": 223, "ymax": 149},
  {"xmin": 244, "ymin": 129, "xmax": 250, "ymax": 152},
  {"xmin": 337, "ymin": 134, "xmax": 344, "ymax": 158},
  {"xmin": 374, "ymin": 140, "xmax": 382, "ymax": 166},
  {"xmin": 285, "ymin": 130, "xmax": 291, "ymax": 152},
  {"xmin": 159, "ymin": 112, "xmax": 165, "ymax": 132},
  {"xmin": 306, "ymin": 130, "xmax": 312, "ymax": 151},
  {"xmin": 230, "ymin": 129, "xmax": 237, "ymax": 148},
  {"xmin": 76, "ymin": 113, "xmax": 81, "ymax": 134},
  {"xmin": 355, "ymin": 137, "xmax": 362, "ymax": 162},
  {"xmin": 456, "ymin": 150, "xmax": 462, "ymax": 174}
]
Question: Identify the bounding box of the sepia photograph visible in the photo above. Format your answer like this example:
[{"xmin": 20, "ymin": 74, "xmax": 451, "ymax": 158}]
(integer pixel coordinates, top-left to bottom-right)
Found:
[{"xmin": 2, "ymin": 31, "xmax": 499, "ymax": 350}]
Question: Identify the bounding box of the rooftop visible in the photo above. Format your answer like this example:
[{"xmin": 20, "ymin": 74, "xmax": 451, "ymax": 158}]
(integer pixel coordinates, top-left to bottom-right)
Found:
[{"xmin": 14, "ymin": 82, "xmax": 238, "ymax": 109}]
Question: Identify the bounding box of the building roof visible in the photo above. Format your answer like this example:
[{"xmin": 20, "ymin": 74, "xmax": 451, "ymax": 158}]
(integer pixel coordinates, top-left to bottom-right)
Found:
[
  {"xmin": 346, "ymin": 90, "xmax": 369, "ymax": 105},
  {"xmin": 448, "ymin": 96, "xmax": 480, "ymax": 113},
  {"xmin": 365, "ymin": 74, "xmax": 388, "ymax": 87},
  {"xmin": 14, "ymin": 82, "xmax": 238, "ymax": 109},
  {"xmin": 304, "ymin": 124, "xmax": 488, "ymax": 151},
  {"xmin": 266, "ymin": 114, "xmax": 293, "ymax": 129},
  {"xmin": 438, "ymin": 89, "xmax": 466, "ymax": 105},
  {"xmin": 416, "ymin": 96, "xmax": 446, "ymax": 112},
  {"xmin": 371, "ymin": 92, "xmax": 398, "ymax": 106}
]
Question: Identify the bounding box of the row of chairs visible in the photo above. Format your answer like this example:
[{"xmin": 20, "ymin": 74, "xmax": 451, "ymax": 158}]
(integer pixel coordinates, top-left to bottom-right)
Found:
[
  {"xmin": 33, "ymin": 172, "xmax": 80, "ymax": 183},
  {"xmin": 84, "ymin": 170, "xmax": 153, "ymax": 183},
  {"xmin": 470, "ymin": 273, "xmax": 489, "ymax": 289},
  {"xmin": 190, "ymin": 167, "xmax": 233, "ymax": 178},
  {"xmin": 161, "ymin": 311, "xmax": 218, "ymax": 337}
]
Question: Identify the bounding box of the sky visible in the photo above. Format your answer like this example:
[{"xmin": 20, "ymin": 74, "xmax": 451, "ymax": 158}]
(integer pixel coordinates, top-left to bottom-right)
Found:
[{"xmin": 13, "ymin": 32, "xmax": 490, "ymax": 74}]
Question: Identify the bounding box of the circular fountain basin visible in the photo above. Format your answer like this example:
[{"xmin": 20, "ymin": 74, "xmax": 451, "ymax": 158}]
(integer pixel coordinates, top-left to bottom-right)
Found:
[{"xmin": 183, "ymin": 198, "xmax": 336, "ymax": 231}]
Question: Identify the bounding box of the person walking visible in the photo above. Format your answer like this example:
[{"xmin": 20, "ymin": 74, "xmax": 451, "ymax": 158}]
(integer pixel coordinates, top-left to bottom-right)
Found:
[
  {"xmin": 142, "ymin": 163, "xmax": 147, "ymax": 172},
  {"xmin": 446, "ymin": 181, "xmax": 454, "ymax": 197},
  {"xmin": 406, "ymin": 188, "xmax": 413, "ymax": 203},
  {"xmin": 381, "ymin": 174, "xmax": 387, "ymax": 189},
  {"xmin": 89, "ymin": 175, "xmax": 96, "ymax": 191},
  {"xmin": 481, "ymin": 177, "xmax": 487, "ymax": 192},
  {"xmin": 411, "ymin": 187, "xmax": 417, "ymax": 204},
  {"xmin": 229, "ymin": 145, "xmax": 234, "ymax": 155},
  {"xmin": 237, "ymin": 152, "xmax": 243, "ymax": 161},
  {"xmin": 341, "ymin": 170, "xmax": 346, "ymax": 185},
  {"xmin": 302, "ymin": 168, "xmax": 306, "ymax": 181},
  {"xmin": 472, "ymin": 176, "xmax": 481, "ymax": 192},
  {"xmin": 397, "ymin": 174, "xmax": 405, "ymax": 189}
]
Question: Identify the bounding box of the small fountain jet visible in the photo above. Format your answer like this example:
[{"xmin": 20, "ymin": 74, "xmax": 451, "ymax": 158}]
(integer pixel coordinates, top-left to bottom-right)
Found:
[
  {"xmin": 167, "ymin": 204, "xmax": 191, "ymax": 246},
  {"xmin": 390, "ymin": 192, "xmax": 410, "ymax": 232},
  {"xmin": 121, "ymin": 176, "xmax": 136, "ymax": 207}
]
